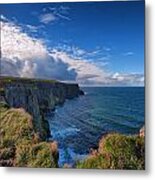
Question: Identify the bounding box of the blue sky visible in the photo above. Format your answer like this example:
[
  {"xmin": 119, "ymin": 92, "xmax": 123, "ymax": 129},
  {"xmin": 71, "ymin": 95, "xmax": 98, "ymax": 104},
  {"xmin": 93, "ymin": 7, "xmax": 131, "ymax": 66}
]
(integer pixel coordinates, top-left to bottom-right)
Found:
[{"xmin": 0, "ymin": 1, "xmax": 145, "ymax": 86}]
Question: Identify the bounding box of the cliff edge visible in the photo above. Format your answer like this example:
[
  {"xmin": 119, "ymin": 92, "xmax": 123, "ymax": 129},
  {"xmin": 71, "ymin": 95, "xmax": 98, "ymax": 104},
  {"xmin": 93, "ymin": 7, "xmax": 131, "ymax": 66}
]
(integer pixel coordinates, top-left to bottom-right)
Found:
[{"xmin": 0, "ymin": 76, "xmax": 84, "ymax": 140}]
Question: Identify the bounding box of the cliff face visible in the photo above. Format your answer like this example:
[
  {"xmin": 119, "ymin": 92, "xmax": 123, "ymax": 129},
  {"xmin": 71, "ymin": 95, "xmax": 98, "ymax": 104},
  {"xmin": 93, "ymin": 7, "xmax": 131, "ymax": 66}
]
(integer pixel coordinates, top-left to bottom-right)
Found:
[{"xmin": 0, "ymin": 77, "xmax": 83, "ymax": 140}]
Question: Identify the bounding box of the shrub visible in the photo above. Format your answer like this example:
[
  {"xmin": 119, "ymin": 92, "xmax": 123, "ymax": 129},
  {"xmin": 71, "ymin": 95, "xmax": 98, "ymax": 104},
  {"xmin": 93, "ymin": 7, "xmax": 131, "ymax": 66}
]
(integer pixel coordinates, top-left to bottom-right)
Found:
[
  {"xmin": 0, "ymin": 107, "xmax": 59, "ymax": 167},
  {"xmin": 76, "ymin": 133, "xmax": 145, "ymax": 170}
]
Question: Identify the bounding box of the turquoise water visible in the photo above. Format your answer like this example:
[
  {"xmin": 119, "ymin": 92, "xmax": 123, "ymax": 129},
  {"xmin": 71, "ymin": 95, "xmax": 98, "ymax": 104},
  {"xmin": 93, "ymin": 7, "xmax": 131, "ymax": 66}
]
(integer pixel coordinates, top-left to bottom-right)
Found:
[{"xmin": 47, "ymin": 87, "xmax": 145, "ymax": 167}]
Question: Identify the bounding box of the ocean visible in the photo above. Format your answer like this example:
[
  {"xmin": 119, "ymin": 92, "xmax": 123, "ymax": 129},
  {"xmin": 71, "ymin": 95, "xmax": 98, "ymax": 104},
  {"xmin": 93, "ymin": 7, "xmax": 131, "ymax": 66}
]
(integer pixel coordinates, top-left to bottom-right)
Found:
[{"xmin": 47, "ymin": 87, "xmax": 145, "ymax": 167}]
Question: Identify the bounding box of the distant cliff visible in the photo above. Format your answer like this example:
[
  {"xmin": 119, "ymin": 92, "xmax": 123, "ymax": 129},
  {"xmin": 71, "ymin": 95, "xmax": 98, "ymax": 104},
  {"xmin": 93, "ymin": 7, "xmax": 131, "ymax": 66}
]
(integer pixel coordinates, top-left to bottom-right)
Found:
[{"xmin": 0, "ymin": 76, "xmax": 84, "ymax": 140}]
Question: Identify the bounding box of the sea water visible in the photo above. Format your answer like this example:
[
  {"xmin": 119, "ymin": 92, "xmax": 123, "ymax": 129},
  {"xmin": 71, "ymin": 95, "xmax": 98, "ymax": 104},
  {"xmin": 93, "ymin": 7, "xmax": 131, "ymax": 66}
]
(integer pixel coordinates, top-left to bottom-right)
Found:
[{"xmin": 47, "ymin": 87, "xmax": 144, "ymax": 167}]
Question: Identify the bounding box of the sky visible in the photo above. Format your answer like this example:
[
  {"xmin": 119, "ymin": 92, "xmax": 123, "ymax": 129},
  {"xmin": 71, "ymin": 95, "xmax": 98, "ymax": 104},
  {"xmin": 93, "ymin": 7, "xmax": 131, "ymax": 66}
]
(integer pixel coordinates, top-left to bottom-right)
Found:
[{"xmin": 0, "ymin": 1, "xmax": 145, "ymax": 86}]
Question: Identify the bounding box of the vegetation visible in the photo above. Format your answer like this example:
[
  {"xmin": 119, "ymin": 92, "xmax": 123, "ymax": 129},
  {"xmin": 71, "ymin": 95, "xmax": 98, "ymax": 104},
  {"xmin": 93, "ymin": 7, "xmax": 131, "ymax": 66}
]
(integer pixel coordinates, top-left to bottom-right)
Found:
[
  {"xmin": 0, "ymin": 76, "xmax": 144, "ymax": 169},
  {"xmin": 0, "ymin": 104, "xmax": 58, "ymax": 167},
  {"xmin": 0, "ymin": 76, "xmax": 58, "ymax": 86},
  {"xmin": 76, "ymin": 133, "xmax": 145, "ymax": 170}
]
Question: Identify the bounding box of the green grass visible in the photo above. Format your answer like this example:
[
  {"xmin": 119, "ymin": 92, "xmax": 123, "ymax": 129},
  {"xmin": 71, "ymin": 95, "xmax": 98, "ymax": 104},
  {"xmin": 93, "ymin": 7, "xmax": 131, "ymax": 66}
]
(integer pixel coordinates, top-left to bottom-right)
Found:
[
  {"xmin": 15, "ymin": 142, "xmax": 58, "ymax": 168},
  {"xmin": 0, "ymin": 76, "xmax": 58, "ymax": 88},
  {"xmin": 76, "ymin": 133, "xmax": 145, "ymax": 170},
  {"xmin": 0, "ymin": 104, "xmax": 58, "ymax": 167}
]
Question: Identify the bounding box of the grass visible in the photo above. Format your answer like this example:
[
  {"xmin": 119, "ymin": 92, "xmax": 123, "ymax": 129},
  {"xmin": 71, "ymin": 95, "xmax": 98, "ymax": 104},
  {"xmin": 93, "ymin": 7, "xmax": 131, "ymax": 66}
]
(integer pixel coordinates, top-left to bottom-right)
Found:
[
  {"xmin": 76, "ymin": 133, "xmax": 145, "ymax": 170},
  {"xmin": 15, "ymin": 142, "xmax": 58, "ymax": 168},
  {"xmin": 0, "ymin": 104, "xmax": 58, "ymax": 167},
  {"xmin": 0, "ymin": 76, "xmax": 57, "ymax": 84},
  {"xmin": 0, "ymin": 103, "xmax": 145, "ymax": 169}
]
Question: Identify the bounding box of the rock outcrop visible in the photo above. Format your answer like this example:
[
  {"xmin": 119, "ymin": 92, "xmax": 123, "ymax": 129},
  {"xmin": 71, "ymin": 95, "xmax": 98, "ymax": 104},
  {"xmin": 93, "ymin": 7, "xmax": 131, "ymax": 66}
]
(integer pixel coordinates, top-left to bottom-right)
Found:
[
  {"xmin": 0, "ymin": 76, "xmax": 83, "ymax": 140},
  {"xmin": 139, "ymin": 126, "xmax": 145, "ymax": 137}
]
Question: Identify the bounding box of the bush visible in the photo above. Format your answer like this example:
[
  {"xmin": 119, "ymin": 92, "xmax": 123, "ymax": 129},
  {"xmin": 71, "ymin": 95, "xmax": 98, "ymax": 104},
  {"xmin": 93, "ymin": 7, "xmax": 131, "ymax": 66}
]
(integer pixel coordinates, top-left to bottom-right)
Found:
[
  {"xmin": 76, "ymin": 133, "xmax": 145, "ymax": 170},
  {"xmin": 0, "ymin": 107, "xmax": 59, "ymax": 167}
]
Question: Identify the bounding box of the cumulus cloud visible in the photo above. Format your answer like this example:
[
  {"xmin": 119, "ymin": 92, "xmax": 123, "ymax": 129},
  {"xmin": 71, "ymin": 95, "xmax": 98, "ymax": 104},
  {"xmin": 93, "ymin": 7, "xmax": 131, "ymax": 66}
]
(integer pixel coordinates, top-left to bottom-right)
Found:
[
  {"xmin": 50, "ymin": 49, "xmax": 144, "ymax": 86},
  {"xmin": 1, "ymin": 17, "xmax": 77, "ymax": 81},
  {"xmin": 50, "ymin": 49, "xmax": 113, "ymax": 85},
  {"xmin": 110, "ymin": 72, "xmax": 144, "ymax": 86},
  {"xmin": 1, "ymin": 16, "xmax": 144, "ymax": 86}
]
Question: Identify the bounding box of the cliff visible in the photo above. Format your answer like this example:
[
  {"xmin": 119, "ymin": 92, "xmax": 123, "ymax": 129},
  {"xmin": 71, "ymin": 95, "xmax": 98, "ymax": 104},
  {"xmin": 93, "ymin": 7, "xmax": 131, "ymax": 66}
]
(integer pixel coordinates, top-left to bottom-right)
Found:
[{"xmin": 0, "ymin": 76, "xmax": 84, "ymax": 140}]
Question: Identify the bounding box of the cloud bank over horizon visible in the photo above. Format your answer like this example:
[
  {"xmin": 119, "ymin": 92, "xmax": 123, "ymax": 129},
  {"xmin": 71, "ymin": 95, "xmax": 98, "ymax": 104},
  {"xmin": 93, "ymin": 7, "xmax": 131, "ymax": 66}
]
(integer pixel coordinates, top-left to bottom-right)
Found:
[{"xmin": 0, "ymin": 16, "xmax": 144, "ymax": 86}]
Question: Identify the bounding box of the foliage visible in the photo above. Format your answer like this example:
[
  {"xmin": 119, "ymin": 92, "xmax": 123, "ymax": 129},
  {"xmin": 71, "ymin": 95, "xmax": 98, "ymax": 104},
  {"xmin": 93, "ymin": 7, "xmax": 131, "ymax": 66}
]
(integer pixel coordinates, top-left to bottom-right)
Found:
[
  {"xmin": 0, "ymin": 105, "xmax": 58, "ymax": 167},
  {"xmin": 76, "ymin": 133, "xmax": 145, "ymax": 170}
]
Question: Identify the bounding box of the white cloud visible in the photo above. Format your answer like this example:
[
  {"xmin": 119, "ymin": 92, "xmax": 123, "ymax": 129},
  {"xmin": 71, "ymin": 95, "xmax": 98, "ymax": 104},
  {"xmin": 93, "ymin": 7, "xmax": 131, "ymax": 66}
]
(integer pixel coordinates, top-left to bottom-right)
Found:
[
  {"xmin": 0, "ymin": 14, "xmax": 8, "ymax": 21},
  {"xmin": 111, "ymin": 72, "xmax": 144, "ymax": 86},
  {"xmin": 50, "ymin": 49, "xmax": 144, "ymax": 86},
  {"xmin": 103, "ymin": 47, "xmax": 111, "ymax": 51},
  {"xmin": 39, "ymin": 13, "xmax": 56, "ymax": 24},
  {"xmin": 1, "ymin": 20, "xmax": 48, "ymax": 61},
  {"xmin": 123, "ymin": 51, "xmax": 134, "ymax": 56},
  {"xmin": 1, "ymin": 16, "xmax": 144, "ymax": 86},
  {"xmin": 39, "ymin": 5, "xmax": 70, "ymax": 24},
  {"xmin": 54, "ymin": 44, "xmax": 111, "ymax": 62},
  {"xmin": 25, "ymin": 24, "xmax": 39, "ymax": 32},
  {"xmin": 1, "ymin": 17, "xmax": 76, "ymax": 81},
  {"xmin": 50, "ymin": 49, "xmax": 112, "ymax": 85},
  {"xmin": 48, "ymin": 6, "xmax": 70, "ymax": 21},
  {"xmin": 56, "ymin": 13, "xmax": 70, "ymax": 21},
  {"xmin": 51, "ymin": 49, "xmax": 144, "ymax": 86}
]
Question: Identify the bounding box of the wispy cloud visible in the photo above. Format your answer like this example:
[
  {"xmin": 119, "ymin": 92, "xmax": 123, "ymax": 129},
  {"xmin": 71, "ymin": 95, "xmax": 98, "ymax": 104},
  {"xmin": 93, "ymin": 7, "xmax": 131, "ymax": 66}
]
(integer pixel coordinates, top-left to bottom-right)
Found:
[
  {"xmin": 0, "ymin": 14, "xmax": 8, "ymax": 21},
  {"xmin": 123, "ymin": 51, "xmax": 134, "ymax": 56},
  {"xmin": 39, "ymin": 5, "xmax": 70, "ymax": 24},
  {"xmin": 103, "ymin": 47, "xmax": 111, "ymax": 52},
  {"xmin": 25, "ymin": 24, "xmax": 40, "ymax": 32},
  {"xmin": 39, "ymin": 13, "xmax": 56, "ymax": 24},
  {"xmin": 54, "ymin": 44, "xmax": 111, "ymax": 63}
]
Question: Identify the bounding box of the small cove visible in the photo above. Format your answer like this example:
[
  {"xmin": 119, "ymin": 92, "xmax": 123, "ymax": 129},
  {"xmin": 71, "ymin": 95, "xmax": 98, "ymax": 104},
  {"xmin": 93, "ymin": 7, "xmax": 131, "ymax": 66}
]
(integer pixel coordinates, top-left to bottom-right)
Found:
[{"xmin": 47, "ymin": 87, "xmax": 144, "ymax": 167}]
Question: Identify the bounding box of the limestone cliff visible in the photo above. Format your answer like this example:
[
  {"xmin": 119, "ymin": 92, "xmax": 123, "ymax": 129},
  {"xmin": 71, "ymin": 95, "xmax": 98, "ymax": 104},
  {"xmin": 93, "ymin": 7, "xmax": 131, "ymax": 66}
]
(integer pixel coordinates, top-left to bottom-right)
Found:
[{"xmin": 0, "ymin": 76, "xmax": 83, "ymax": 140}]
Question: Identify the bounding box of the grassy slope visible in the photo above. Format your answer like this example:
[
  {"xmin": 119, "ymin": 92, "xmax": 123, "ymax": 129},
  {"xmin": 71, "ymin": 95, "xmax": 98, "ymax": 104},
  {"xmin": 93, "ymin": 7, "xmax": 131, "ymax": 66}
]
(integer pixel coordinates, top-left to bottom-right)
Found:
[
  {"xmin": 0, "ymin": 104, "xmax": 58, "ymax": 167},
  {"xmin": 0, "ymin": 103, "xmax": 145, "ymax": 169},
  {"xmin": 76, "ymin": 133, "xmax": 145, "ymax": 170},
  {"xmin": 0, "ymin": 76, "xmax": 57, "ymax": 84}
]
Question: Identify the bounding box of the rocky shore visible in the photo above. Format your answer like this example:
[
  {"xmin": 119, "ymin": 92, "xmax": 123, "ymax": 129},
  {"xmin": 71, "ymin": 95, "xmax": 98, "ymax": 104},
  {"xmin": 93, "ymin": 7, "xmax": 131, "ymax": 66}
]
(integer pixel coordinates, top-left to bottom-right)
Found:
[{"xmin": 0, "ymin": 76, "xmax": 83, "ymax": 140}]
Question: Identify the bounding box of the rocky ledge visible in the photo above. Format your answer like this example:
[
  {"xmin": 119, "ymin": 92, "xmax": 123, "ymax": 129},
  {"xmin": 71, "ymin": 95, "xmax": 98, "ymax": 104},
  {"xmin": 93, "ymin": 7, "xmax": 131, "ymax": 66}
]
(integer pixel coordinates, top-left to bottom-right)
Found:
[{"xmin": 0, "ymin": 76, "xmax": 84, "ymax": 140}]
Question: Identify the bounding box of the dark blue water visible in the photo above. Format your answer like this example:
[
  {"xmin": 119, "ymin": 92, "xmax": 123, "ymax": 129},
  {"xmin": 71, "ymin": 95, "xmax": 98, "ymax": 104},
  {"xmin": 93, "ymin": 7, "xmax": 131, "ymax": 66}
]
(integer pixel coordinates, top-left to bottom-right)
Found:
[{"xmin": 47, "ymin": 87, "xmax": 145, "ymax": 167}]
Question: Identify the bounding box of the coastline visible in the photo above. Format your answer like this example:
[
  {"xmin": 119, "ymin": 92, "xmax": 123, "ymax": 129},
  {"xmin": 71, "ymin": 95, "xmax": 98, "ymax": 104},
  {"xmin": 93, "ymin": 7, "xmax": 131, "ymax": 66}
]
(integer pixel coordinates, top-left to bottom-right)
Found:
[
  {"xmin": 46, "ymin": 87, "xmax": 144, "ymax": 168},
  {"xmin": 0, "ymin": 76, "xmax": 83, "ymax": 167},
  {"xmin": 0, "ymin": 77, "xmax": 144, "ymax": 169}
]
